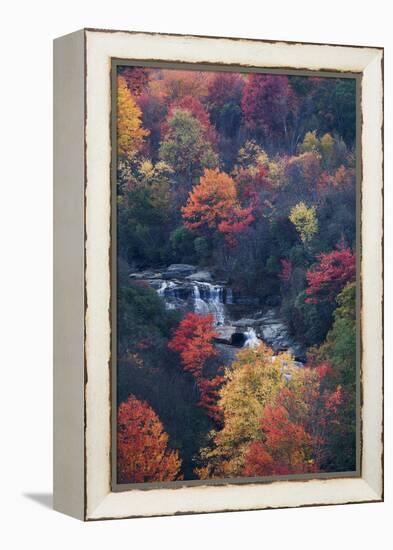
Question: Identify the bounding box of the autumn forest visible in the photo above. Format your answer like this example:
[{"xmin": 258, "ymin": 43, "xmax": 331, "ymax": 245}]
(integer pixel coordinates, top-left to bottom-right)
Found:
[{"xmin": 115, "ymin": 65, "xmax": 358, "ymax": 484}]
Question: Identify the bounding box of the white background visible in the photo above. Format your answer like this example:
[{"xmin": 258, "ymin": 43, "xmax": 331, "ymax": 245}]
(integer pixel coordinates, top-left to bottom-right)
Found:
[{"xmin": 0, "ymin": 1, "xmax": 391, "ymax": 548}]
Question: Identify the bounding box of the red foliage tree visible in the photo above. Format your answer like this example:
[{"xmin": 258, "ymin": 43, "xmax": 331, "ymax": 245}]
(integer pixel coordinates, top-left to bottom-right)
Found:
[
  {"xmin": 168, "ymin": 313, "xmax": 218, "ymax": 378},
  {"xmin": 217, "ymin": 204, "xmax": 254, "ymax": 247},
  {"xmin": 207, "ymin": 72, "xmax": 245, "ymax": 111},
  {"xmin": 119, "ymin": 66, "xmax": 149, "ymax": 96},
  {"xmin": 241, "ymin": 74, "xmax": 296, "ymax": 149},
  {"xmin": 198, "ymin": 375, "xmax": 224, "ymax": 424},
  {"xmin": 260, "ymin": 405, "xmax": 314, "ymax": 470},
  {"xmin": 306, "ymin": 248, "xmax": 356, "ymax": 304},
  {"xmin": 117, "ymin": 395, "xmax": 182, "ymax": 483},
  {"xmin": 243, "ymin": 404, "xmax": 315, "ymax": 477},
  {"xmin": 168, "ymin": 313, "xmax": 224, "ymax": 423},
  {"xmin": 206, "ymin": 72, "xmax": 245, "ymax": 136},
  {"xmin": 243, "ymin": 442, "xmax": 275, "ymax": 477}
]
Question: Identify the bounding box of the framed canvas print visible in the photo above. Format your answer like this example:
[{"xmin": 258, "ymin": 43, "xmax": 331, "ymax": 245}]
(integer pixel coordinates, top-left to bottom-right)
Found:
[{"xmin": 53, "ymin": 29, "xmax": 383, "ymax": 520}]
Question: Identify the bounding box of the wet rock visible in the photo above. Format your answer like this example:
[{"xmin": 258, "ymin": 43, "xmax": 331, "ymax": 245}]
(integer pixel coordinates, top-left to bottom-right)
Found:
[{"xmin": 232, "ymin": 318, "xmax": 262, "ymax": 328}]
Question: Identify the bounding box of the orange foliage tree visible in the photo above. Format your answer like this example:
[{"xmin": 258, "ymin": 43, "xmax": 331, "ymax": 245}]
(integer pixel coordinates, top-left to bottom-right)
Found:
[
  {"xmin": 182, "ymin": 168, "xmax": 253, "ymax": 246},
  {"xmin": 117, "ymin": 395, "xmax": 182, "ymax": 483},
  {"xmin": 160, "ymin": 69, "xmax": 211, "ymax": 101}
]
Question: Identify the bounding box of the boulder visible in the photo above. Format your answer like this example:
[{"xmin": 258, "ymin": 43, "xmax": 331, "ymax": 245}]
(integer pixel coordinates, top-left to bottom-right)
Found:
[
  {"xmin": 162, "ymin": 264, "xmax": 197, "ymax": 279},
  {"xmin": 214, "ymin": 325, "xmax": 236, "ymax": 345},
  {"xmin": 129, "ymin": 270, "xmax": 155, "ymax": 279},
  {"xmin": 185, "ymin": 270, "xmax": 213, "ymax": 282},
  {"xmin": 129, "ymin": 270, "xmax": 163, "ymax": 280}
]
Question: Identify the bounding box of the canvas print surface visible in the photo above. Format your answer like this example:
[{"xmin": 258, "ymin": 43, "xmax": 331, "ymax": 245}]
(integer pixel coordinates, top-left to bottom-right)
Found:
[{"xmin": 114, "ymin": 65, "xmax": 358, "ymax": 485}]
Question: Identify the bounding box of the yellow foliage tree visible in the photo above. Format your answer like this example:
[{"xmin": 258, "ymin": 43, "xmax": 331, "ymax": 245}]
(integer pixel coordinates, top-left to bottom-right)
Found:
[
  {"xmin": 195, "ymin": 343, "xmax": 296, "ymax": 478},
  {"xmin": 319, "ymin": 133, "xmax": 334, "ymax": 166},
  {"xmin": 289, "ymin": 202, "xmax": 318, "ymax": 244},
  {"xmin": 299, "ymin": 130, "xmax": 319, "ymax": 153},
  {"xmin": 117, "ymin": 75, "xmax": 149, "ymax": 158}
]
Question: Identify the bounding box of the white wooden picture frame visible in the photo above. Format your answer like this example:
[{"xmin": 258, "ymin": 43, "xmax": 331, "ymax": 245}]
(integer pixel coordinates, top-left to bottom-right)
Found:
[{"xmin": 53, "ymin": 28, "xmax": 383, "ymax": 521}]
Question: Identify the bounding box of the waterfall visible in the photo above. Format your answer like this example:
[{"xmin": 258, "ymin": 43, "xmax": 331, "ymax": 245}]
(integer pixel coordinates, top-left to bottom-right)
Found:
[
  {"xmin": 190, "ymin": 282, "xmax": 226, "ymax": 325},
  {"xmin": 196, "ymin": 282, "xmax": 226, "ymax": 326},
  {"xmin": 225, "ymin": 287, "xmax": 233, "ymax": 304},
  {"xmin": 243, "ymin": 328, "xmax": 260, "ymax": 348},
  {"xmin": 158, "ymin": 280, "xmax": 179, "ymax": 310},
  {"xmin": 192, "ymin": 283, "xmax": 210, "ymax": 316},
  {"xmin": 209, "ymin": 284, "xmax": 226, "ymax": 326},
  {"xmin": 157, "ymin": 281, "xmax": 167, "ymax": 296},
  {"xmin": 156, "ymin": 278, "xmax": 227, "ymax": 326}
]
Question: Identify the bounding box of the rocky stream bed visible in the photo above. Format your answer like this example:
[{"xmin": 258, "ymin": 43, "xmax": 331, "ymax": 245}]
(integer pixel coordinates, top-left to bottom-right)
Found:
[{"xmin": 129, "ymin": 264, "xmax": 306, "ymax": 364}]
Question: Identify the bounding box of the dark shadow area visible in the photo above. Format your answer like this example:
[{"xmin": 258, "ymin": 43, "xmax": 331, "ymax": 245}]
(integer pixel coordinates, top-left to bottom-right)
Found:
[{"xmin": 23, "ymin": 493, "xmax": 53, "ymax": 509}]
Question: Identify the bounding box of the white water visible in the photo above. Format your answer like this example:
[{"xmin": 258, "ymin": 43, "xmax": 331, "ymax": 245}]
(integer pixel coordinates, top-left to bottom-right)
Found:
[
  {"xmin": 243, "ymin": 327, "xmax": 261, "ymax": 348},
  {"xmin": 156, "ymin": 280, "xmax": 228, "ymax": 326},
  {"xmin": 192, "ymin": 283, "xmax": 211, "ymax": 316},
  {"xmin": 158, "ymin": 281, "xmax": 179, "ymax": 309},
  {"xmin": 157, "ymin": 281, "xmax": 168, "ymax": 296},
  {"xmin": 193, "ymin": 282, "xmax": 226, "ymax": 326}
]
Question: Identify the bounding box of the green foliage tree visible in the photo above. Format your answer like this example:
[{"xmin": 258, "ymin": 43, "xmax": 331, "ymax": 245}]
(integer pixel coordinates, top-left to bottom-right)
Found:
[
  {"xmin": 308, "ymin": 282, "xmax": 357, "ymax": 471},
  {"xmin": 314, "ymin": 282, "xmax": 356, "ymax": 387},
  {"xmin": 169, "ymin": 225, "xmax": 197, "ymax": 263},
  {"xmin": 117, "ymin": 159, "xmax": 176, "ymax": 266},
  {"xmin": 117, "ymin": 283, "xmax": 179, "ymax": 356},
  {"xmin": 159, "ymin": 109, "xmax": 218, "ymax": 189}
]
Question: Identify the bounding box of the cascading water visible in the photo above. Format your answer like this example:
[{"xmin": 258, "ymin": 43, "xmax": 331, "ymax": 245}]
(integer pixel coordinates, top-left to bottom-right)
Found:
[
  {"xmin": 192, "ymin": 283, "xmax": 210, "ymax": 316},
  {"xmin": 157, "ymin": 279, "xmax": 227, "ymax": 325},
  {"xmin": 196, "ymin": 282, "xmax": 226, "ymax": 326},
  {"xmin": 157, "ymin": 281, "xmax": 168, "ymax": 296},
  {"xmin": 158, "ymin": 280, "xmax": 177, "ymax": 309},
  {"xmin": 243, "ymin": 327, "xmax": 260, "ymax": 348}
]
